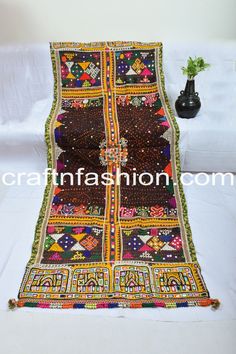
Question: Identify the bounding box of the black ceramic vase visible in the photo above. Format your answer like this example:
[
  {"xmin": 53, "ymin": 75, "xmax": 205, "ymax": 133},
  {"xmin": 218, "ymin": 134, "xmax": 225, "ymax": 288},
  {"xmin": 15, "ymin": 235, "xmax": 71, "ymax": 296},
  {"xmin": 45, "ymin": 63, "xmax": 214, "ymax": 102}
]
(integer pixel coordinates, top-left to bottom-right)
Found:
[{"xmin": 175, "ymin": 79, "xmax": 201, "ymax": 118}]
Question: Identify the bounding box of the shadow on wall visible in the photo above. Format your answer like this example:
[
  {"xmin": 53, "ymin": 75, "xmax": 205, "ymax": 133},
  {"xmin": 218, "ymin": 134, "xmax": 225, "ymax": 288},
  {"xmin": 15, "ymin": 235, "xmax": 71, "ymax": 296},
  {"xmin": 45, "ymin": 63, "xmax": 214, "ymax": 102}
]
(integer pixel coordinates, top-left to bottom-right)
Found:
[{"xmin": 0, "ymin": 2, "xmax": 39, "ymax": 43}]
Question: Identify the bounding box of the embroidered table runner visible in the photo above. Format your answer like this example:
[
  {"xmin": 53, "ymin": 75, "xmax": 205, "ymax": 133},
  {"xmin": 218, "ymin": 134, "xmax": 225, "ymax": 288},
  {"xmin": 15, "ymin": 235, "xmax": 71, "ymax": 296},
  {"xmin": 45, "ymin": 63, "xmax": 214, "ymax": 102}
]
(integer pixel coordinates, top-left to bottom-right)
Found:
[{"xmin": 12, "ymin": 41, "xmax": 218, "ymax": 310}]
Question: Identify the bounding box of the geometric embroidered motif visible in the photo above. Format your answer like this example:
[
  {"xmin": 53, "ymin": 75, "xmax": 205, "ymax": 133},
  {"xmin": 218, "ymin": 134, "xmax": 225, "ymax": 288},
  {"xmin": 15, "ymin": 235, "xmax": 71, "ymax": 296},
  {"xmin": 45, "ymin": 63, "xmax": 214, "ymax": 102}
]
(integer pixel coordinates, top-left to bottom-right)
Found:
[
  {"xmin": 115, "ymin": 50, "xmax": 156, "ymax": 85},
  {"xmin": 122, "ymin": 228, "xmax": 184, "ymax": 263},
  {"xmin": 152, "ymin": 264, "xmax": 207, "ymax": 298},
  {"xmin": 99, "ymin": 137, "xmax": 128, "ymax": 166},
  {"xmin": 60, "ymin": 51, "xmax": 101, "ymax": 88},
  {"xmin": 42, "ymin": 226, "xmax": 103, "ymax": 264},
  {"xmin": 23, "ymin": 268, "xmax": 68, "ymax": 293},
  {"xmin": 71, "ymin": 267, "xmax": 109, "ymax": 293},
  {"xmin": 114, "ymin": 265, "xmax": 151, "ymax": 293}
]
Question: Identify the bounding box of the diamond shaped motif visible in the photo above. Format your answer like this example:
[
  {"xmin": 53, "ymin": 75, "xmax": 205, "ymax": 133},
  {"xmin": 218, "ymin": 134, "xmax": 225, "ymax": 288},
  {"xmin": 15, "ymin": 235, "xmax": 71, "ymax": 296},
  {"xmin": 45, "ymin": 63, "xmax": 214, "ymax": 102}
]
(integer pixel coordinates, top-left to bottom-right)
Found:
[
  {"xmin": 58, "ymin": 234, "xmax": 77, "ymax": 251},
  {"xmin": 127, "ymin": 236, "xmax": 144, "ymax": 251},
  {"xmin": 44, "ymin": 235, "xmax": 55, "ymax": 250},
  {"xmin": 147, "ymin": 236, "xmax": 165, "ymax": 251},
  {"xmin": 85, "ymin": 62, "xmax": 100, "ymax": 79},
  {"xmin": 132, "ymin": 58, "xmax": 145, "ymax": 74},
  {"xmin": 99, "ymin": 138, "xmax": 128, "ymax": 166},
  {"xmin": 169, "ymin": 236, "xmax": 182, "ymax": 250},
  {"xmin": 80, "ymin": 235, "xmax": 99, "ymax": 251}
]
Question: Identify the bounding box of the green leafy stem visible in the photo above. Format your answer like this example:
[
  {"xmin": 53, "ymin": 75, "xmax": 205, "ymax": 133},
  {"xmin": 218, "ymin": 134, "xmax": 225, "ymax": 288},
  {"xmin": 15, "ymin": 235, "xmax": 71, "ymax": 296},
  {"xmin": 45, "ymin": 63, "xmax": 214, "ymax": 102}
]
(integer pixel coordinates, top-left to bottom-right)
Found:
[{"xmin": 182, "ymin": 57, "xmax": 210, "ymax": 80}]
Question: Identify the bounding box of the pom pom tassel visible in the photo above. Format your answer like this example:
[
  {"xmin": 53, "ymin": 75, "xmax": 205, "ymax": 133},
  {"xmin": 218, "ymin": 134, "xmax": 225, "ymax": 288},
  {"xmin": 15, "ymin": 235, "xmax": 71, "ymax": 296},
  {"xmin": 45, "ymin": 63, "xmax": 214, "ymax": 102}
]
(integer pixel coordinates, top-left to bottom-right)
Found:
[
  {"xmin": 8, "ymin": 299, "xmax": 18, "ymax": 310},
  {"xmin": 211, "ymin": 299, "xmax": 220, "ymax": 310}
]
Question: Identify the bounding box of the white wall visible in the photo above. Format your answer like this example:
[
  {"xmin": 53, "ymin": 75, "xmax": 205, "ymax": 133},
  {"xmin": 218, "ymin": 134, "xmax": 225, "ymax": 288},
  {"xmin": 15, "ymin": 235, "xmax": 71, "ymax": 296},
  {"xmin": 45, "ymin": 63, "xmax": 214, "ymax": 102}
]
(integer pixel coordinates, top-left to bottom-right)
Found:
[{"xmin": 0, "ymin": 0, "xmax": 235, "ymax": 43}]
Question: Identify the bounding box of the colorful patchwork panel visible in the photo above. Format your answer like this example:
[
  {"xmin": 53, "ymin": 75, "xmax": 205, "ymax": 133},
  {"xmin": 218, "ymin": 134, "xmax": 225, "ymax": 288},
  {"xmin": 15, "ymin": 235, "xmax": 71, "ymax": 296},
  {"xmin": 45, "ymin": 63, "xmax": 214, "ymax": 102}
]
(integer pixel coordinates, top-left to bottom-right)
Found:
[
  {"xmin": 71, "ymin": 267, "xmax": 109, "ymax": 293},
  {"xmin": 115, "ymin": 50, "xmax": 156, "ymax": 85},
  {"xmin": 152, "ymin": 264, "xmax": 208, "ymax": 298},
  {"xmin": 60, "ymin": 51, "xmax": 101, "ymax": 88},
  {"xmin": 22, "ymin": 268, "xmax": 69, "ymax": 294},
  {"xmin": 42, "ymin": 226, "xmax": 103, "ymax": 264},
  {"xmin": 114, "ymin": 265, "xmax": 151, "ymax": 294},
  {"xmin": 122, "ymin": 228, "xmax": 184, "ymax": 263}
]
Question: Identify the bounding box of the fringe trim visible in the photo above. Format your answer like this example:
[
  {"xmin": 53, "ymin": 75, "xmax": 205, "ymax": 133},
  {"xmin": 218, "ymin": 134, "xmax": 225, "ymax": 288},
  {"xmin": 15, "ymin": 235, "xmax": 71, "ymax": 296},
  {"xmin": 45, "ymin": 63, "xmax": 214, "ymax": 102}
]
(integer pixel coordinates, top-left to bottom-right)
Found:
[
  {"xmin": 8, "ymin": 298, "xmax": 220, "ymax": 310},
  {"xmin": 27, "ymin": 46, "xmax": 57, "ymax": 266},
  {"xmin": 158, "ymin": 44, "xmax": 197, "ymax": 262}
]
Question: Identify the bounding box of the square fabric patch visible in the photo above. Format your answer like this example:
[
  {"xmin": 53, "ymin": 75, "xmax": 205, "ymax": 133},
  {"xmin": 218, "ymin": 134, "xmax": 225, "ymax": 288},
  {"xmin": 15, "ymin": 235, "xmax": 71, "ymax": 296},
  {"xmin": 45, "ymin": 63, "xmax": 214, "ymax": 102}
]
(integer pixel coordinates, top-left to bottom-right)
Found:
[
  {"xmin": 60, "ymin": 51, "xmax": 101, "ymax": 88},
  {"xmin": 115, "ymin": 49, "xmax": 156, "ymax": 85}
]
